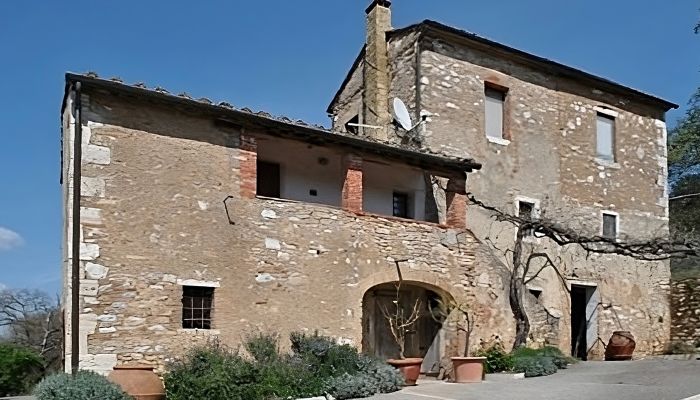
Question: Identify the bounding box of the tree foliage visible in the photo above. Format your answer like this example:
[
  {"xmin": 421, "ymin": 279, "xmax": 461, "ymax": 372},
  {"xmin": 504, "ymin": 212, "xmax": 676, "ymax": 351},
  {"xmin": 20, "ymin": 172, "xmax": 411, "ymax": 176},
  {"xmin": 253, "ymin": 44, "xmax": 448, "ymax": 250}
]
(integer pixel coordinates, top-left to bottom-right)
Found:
[
  {"xmin": 0, "ymin": 343, "xmax": 44, "ymax": 396},
  {"xmin": 0, "ymin": 289, "xmax": 63, "ymax": 373},
  {"xmin": 669, "ymin": 88, "xmax": 700, "ymax": 180}
]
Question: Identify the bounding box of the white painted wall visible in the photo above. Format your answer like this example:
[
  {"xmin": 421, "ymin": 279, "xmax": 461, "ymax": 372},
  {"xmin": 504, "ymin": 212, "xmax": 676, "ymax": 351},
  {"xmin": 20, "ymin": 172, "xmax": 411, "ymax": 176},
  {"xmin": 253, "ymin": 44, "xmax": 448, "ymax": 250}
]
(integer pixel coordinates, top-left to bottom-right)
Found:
[
  {"xmin": 363, "ymin": 160, "xmax": 426, "ymax": 221},
  {"xmin": 257, "ymin": 137, "xmax": 344, "ymax": 207}
]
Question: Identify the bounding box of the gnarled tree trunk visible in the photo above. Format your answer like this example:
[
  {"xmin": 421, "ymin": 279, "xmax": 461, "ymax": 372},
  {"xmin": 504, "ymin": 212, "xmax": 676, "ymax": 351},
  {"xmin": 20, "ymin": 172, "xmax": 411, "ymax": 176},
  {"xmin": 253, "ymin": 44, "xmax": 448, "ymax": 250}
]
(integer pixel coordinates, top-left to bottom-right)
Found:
[{"xmin": 510, "ymin": 227, "xmax": 530, "ymax": 349}]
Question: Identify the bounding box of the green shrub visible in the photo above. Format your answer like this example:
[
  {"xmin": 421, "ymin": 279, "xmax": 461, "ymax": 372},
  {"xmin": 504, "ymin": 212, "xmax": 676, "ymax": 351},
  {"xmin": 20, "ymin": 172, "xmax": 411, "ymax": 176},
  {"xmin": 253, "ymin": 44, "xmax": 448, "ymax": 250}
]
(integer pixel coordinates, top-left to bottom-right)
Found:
[
  {"xmin": 664, "ymin": 341, "xmax": 697, "ymax": 355},
  {"xmin": 511, "ymin": 346, "xmax": 574, "ymax": 370},
  {"xmin": 0, "ymin": 343, "xmax": 44, "ymax": 396},
  {"xmin": 512, "ymin": 356, "xmax": 558, "ymax": 377},
  {"xmin": 325, "ymin": 354, "xmax": 404, "ymax": 400},
  {"xmin": 34, "ymin": 371, "xmax": 131, "ymax": 400},
  {"xmin": 538, "ymin": 346, "xmax": 575, "ymax": 369},
  {"xmin": 164, "ymin": 342, "xmax": 260, "ymax": 400},
  {"xmin": 164, "ymin": 333, "xmax": 402, "ymax": 400},
  {"xmin": 244, "ymin": 332, "xmax": 280, "ymax": 363},
  {"xmin": 475, "ymin": 342, "xmax": 513, "ymax": 373}
]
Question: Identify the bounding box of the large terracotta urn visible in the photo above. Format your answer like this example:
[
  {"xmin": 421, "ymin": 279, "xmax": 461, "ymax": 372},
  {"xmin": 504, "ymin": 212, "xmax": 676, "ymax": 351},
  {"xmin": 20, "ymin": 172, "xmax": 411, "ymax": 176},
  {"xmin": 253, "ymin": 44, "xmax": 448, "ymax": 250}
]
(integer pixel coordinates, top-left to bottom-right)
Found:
[
  {"xmin": 108, "ymin": 364, "xmax": 165, "ymax": 400},
  {"xmin": 387, "ymin": 358, "xmax": 423, "ymax": 386},
  {"xmin": 451, "ymin": 356, "xmax": 486, "ymax": 383},
  {"xmin": 605, "ymin": 331, "xmax": 636, "ymax": 361}
]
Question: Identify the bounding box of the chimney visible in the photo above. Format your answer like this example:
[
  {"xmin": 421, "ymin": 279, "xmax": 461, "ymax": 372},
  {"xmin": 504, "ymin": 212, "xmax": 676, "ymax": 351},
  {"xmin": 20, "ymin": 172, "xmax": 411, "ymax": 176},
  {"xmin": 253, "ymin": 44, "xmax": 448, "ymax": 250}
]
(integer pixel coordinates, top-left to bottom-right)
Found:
[{"xmin": 363, "ymin": 0, "xmax": 392, "ymax": 141}]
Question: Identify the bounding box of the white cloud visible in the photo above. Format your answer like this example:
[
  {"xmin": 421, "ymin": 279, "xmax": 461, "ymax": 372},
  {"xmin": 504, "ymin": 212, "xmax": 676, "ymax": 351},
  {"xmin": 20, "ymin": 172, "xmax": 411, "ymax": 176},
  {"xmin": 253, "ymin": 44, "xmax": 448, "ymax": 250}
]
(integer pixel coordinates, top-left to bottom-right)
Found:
[{"xmin": 0, "ymin": 227, "xmax": 23, "ymax": 251}]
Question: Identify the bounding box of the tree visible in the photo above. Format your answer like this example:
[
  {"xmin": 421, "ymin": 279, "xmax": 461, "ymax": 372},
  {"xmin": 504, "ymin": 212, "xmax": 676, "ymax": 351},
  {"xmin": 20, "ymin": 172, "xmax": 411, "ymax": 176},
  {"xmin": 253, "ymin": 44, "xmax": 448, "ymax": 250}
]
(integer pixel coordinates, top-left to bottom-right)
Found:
[
  {"xmin": 0, "ymin": 289, "xmax": 63, "ymax": 372},
  {"xmin": 667, "ymin": 17, "xmax": 700, "ymax": 276},
  {"xmin": 467, "ymin": 194, "xmax": 699, "ymax": 350},
  {"xmin": 0, "ymin": 343, "xmax": 44, "ymax": 396},
  {"xmin": 668, "ymin": 87, "xmax": 700, "ymax": 181},
  {"xmin": 380, "ymin": 277, "xmax": 422, "ymax": 360}
]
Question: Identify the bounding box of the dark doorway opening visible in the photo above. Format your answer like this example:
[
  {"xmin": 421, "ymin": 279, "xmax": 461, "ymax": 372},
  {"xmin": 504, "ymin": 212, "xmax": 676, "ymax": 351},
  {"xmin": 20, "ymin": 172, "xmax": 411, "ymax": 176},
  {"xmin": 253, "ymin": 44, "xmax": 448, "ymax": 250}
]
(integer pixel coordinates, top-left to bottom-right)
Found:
[
  {"xmin": 571, "ymin": 285, "xmax": 595, "ymax": 360},
  {"xmin": 362, "ymin": 283, "xmax": 448, "ymax": 374}
]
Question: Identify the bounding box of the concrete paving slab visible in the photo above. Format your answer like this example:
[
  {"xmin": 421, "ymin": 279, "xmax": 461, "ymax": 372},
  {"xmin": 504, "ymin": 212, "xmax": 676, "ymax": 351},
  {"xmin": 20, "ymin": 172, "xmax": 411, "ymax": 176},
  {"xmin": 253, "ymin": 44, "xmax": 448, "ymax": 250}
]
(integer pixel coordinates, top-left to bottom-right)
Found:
[{"xmin": 364, "ymin": 360, "xmax": 700, "ymax": 400}]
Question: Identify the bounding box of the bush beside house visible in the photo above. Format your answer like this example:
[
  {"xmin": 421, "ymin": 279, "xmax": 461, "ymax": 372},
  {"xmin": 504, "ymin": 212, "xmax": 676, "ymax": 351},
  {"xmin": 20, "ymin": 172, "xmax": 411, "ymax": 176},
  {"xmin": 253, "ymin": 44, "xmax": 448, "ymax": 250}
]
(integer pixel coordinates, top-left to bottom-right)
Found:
[
  {"xmin": 164, "ymin": 332, "xmax": 404, "ymax": 400},
  {"xmin": 33, "ymin": 371, "xmax": 131, "ymax": 400},
  {"xmin": 476, "ymin": 342, "xmax": 576, "ymax": 378},
  {"xmin": 0, "ymin": 343, "xmax": 45, "ymax": 397}
]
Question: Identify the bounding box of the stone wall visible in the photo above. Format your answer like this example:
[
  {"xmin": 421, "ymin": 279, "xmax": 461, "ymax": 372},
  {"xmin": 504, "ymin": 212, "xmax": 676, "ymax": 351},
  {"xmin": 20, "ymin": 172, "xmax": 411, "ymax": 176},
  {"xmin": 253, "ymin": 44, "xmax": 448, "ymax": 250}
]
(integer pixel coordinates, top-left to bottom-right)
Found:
[
  {"xmin": 63, "ymin": 92, "xmax": 550, "ymax": 373},
  {"xmin": 414, "ymin": 33, "xmax": 671, "ymax": 357},
  {"xmin": 328, "ymin": 27, "xmax": 672, "ymax": 358},
  {"xmin": 671, "ymin": 278, "xmax": 700, "ymax": 346}
]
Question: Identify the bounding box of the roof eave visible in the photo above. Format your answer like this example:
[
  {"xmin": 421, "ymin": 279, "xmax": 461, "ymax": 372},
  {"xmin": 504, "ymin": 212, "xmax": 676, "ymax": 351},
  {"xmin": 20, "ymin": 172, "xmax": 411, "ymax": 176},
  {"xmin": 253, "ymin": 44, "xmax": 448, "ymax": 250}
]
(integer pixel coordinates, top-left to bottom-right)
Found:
[
  {"xmin": 393, "ymin": 20, "xmax": 678, "ymax": 111},
  {"xmin": 326, "ymin": 46, "xmax": 366, "ymax": 115},
  {"xmin": 65, "ymin": 73, "xmax": 481, "ymax": 175}
]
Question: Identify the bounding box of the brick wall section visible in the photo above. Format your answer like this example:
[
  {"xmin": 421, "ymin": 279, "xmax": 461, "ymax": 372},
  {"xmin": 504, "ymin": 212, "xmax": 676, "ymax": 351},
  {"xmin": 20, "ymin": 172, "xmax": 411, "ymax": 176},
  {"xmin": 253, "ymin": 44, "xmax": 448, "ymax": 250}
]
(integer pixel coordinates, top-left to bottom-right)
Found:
[
  {"xmin": 670, "ymin": 278, "xmax": 700, "ymax": 346},
  {"xmin": 239, "ymin": 135, "xmax": 257, "ymax": 199},
  {"xmin": 342, "ymin": 155, "xmax": 363, "ymax": 212},
  {"xmin": 445, "ymin": 177, "xmax": 467, "ymax": 229}
]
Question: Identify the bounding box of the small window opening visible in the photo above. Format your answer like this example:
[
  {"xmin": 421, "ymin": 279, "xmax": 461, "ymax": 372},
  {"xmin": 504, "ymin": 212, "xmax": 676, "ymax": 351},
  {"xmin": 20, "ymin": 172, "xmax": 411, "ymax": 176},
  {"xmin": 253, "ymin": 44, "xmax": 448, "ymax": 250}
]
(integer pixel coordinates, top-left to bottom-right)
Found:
[
  {"xmin": 345, "ymin": 115, "xmax": 360, "ymax": 135},
  {"xmin": 518, "ymin": 201, "xmax": 535, "ymax": 236},
  {"xmin": 392, "ymin": 192, "xmax": 410, "ymax": 219},
  {"xmin": 485, "ymin": 85, "xmax": 507, "ymax": 139},
  {"xmin": 602, "ymin": 213, "xmax": 617, "ymax": 240},
  {"xmin": 182, "ymin": 286, "xmax": 214, "ymax": 330},
  {"xmin": 309, "ymin": 189, "xmax": 318, "ymax": 197},
  {"xmin": 596, "ymin": 113, "xmax": 615, "ymax": 161},
  {"xmin": 257, "ymin": 160, "xmax": 281, "ymax": 198}
]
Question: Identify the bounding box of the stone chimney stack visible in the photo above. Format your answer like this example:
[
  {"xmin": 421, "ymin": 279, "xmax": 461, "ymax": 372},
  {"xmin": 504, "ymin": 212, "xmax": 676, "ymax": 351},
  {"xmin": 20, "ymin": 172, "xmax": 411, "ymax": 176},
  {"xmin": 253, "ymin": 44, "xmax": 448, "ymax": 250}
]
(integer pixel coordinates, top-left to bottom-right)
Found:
[{"xmin": 363, "ymin": 0, "xmax": 392, "ymax": 141}]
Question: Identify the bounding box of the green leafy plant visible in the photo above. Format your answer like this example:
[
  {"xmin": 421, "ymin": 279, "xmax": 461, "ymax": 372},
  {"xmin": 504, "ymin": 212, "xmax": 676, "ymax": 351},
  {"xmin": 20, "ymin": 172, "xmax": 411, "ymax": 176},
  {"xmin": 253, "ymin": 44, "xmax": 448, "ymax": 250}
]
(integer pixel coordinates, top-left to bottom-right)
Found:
[
  {"xmin": 509, "ymin": 346, "xmax": 574, "ymax": 377},
  {"xmin": 475, "ymin": 341, "xmax": 513, "ymax": 373},
  {"xmin": 245, "ymin": 332, "xmax": 280, "ymax": 363},
  {"xmin": 0, "ymin": 343, "xmax": 44, "ymax": 397},
  {"xmin": 512, "ymin": 355, "xmax": 557, "ymax": 377},
  {"xmin": 164, "ymin": 332, "xmax": 403, "ymax": 400},
  {"xmin": 34, "ymin": 371, "xmax": 131, "ymax": 400},
  {"xmin": 664, "ymin": 341, "xmax": 697, "ymax": 355}
]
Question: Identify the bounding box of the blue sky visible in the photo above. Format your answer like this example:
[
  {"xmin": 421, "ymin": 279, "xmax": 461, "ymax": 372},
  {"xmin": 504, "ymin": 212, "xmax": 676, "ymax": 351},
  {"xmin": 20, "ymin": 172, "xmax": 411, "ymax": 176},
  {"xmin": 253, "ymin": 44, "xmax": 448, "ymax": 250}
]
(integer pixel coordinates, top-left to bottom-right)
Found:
[{"xmin": 0, "ymin": 1, "xmax": 698, "ymax": 295}]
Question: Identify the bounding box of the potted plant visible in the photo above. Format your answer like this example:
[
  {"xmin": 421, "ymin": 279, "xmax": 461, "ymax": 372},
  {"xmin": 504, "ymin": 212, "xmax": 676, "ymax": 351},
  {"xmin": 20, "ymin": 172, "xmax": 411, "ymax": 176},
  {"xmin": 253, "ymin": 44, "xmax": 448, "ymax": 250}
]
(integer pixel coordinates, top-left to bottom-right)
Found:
[
  {"xmin": 431, "ymin": 299, "xmax": 485, "ymax": 383},
  {"xmin": 380, "ymin": 278, "xmax": 424, "ymax": 386}
]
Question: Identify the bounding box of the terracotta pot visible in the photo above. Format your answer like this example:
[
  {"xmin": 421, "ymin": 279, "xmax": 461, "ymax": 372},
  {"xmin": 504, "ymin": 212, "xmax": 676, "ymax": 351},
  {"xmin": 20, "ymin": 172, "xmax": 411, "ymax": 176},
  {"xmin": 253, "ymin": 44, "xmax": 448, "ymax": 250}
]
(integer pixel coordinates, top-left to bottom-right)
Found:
[
  {"xmin": 387, "ymin": 358, "xmax": 423, "ymax": 386},
  {"xmin": 107, "ymin": 364, "xmax": 165, "ymax": 400},
  {"xmin": 605, "ymin": 331, "xmax": 636, "ymax": 361},
  {"xmin": 451, "ymin": 356, "xmax": 486, "ymax": 383}
]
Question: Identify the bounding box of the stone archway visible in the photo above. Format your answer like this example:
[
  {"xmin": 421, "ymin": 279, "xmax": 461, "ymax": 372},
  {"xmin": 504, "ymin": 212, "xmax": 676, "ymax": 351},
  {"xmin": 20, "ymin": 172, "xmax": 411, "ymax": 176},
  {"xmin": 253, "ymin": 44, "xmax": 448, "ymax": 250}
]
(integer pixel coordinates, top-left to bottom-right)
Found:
[{"xmin": 361, "ymin": 279, "xmax": 456, "ymax": 374}]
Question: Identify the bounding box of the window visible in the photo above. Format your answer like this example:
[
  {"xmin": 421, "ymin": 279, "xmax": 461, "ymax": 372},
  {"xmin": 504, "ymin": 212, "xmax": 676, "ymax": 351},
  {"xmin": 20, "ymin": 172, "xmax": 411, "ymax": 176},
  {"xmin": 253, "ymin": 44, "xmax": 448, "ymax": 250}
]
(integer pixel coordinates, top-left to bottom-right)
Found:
[
  {"xmin": 345, "ymin": 115, "xmax": 359, "ymax": 135},
  {"xmin": 596, "ymin": 113, "xmax": 615, "ymax": 161},
  {"xmin": 257, "ymin": 160, "xmax": 280, "ymax": 198},
  {"xmin": 485, "ymin": 85, "xmax": 507, "ymax": 139},
  {"xmin": 182, "ymin": 286, "xmax": 214, "ymax": 330},
  {"xmin": 392, "ymin": 192, "xmax": 410, "ymax": 219},
  {"xmin": 602, "ymin": 213, "xmax": 618, "ymax": 240},
  {"xmin": 518, "ymin": 200, "xmax": 535, "ymax": 236}
]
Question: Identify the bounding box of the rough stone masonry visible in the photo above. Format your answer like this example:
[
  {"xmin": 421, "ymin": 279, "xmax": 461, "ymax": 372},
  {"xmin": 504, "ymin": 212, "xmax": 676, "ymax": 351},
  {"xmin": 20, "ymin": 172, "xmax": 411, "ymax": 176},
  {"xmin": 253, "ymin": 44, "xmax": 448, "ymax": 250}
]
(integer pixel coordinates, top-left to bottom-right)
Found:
[
  {"xmin": 61, "ymin": 1, "xmax": 678, "ymax": 374},
  {"xmin": 328, "ymin": 2, "xmax": 675, "ymax": 359}
]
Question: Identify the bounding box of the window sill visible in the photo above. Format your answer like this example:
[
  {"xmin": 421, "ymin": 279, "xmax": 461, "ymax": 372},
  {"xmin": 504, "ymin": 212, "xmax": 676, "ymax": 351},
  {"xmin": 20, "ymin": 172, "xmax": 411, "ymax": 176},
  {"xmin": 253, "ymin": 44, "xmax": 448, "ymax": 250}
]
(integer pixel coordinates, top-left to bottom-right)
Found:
[
  {"xmin": 486, "ymin": 136, "xmax": 511, "ymax": 146},
  {"xmin": 594, "ymin": 158, "xmax": 620, "ymax": 169},
  {"xmin": 178, "ymin": 328, "xmax": 220, "ymax": 335}
]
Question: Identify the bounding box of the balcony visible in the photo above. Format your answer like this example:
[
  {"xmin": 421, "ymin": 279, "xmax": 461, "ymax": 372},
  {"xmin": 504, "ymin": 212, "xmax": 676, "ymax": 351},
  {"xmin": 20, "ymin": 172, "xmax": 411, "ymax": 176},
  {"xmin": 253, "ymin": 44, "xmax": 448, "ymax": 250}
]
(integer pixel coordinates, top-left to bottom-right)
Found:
[{"xmin": 247, "ymin": 135, "xmax": 469, "ymax": 226}]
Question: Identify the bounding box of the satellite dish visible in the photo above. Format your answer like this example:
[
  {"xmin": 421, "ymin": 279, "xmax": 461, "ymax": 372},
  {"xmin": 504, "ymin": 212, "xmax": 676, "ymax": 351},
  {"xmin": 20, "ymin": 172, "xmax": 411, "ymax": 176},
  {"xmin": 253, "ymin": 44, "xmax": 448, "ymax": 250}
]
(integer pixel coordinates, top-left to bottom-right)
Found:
[{"xmin": 393, "ymin": 98, "xmax": 413, "ymax": 131}]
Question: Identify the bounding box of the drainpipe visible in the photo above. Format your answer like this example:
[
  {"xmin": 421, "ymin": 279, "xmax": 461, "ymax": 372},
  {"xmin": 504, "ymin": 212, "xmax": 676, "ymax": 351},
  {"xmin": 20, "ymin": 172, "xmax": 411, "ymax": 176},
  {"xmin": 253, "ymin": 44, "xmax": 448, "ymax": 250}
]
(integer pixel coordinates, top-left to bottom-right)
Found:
[{"xmin": 71, "ymin": 81, "xmax": 82, "ymax": 375}]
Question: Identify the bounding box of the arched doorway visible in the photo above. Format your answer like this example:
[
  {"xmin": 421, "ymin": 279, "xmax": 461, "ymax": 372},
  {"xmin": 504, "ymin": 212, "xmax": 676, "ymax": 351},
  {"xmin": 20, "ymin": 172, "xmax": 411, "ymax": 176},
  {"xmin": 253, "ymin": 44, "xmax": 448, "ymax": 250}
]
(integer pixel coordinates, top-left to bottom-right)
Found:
[{"xmin": 362, "ymin": 282, "xmax": 452, "ymax": 374}]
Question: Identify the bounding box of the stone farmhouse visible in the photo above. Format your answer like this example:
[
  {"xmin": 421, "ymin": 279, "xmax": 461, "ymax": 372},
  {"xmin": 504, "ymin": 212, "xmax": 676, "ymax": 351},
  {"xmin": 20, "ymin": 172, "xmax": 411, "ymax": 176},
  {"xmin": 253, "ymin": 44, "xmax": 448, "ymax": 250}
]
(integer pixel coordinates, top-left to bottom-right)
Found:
[{"xmin": 61, "ymin": 1, "xmax": 677, "ymax": 374}]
